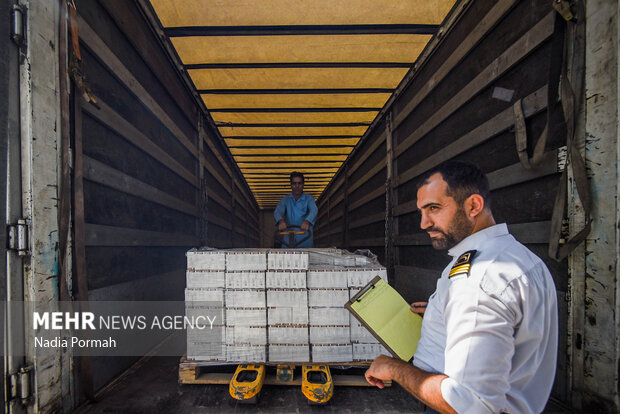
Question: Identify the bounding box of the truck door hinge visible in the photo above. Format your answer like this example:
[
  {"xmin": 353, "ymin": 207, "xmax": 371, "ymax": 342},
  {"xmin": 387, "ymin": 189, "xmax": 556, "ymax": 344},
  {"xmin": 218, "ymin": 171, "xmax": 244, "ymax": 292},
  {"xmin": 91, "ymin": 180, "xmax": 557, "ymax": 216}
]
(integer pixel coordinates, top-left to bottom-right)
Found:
[
  {"xmin": 7, "ymin": 219, "xmax": 30, "ymax": 256},
  {"xmin": 11, "ymin": 4, "xmax": 26, "ymax": 47},
  {"xmin": 8, "ymin": 365, "xmax": 34, "ymax": 405}
]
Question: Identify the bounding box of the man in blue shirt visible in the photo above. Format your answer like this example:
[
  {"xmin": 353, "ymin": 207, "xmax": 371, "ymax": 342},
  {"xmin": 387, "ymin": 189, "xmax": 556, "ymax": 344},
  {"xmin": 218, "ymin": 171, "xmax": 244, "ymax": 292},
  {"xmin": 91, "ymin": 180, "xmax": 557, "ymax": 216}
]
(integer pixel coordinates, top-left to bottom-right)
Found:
[{"xmin": 274, "ymin": 172, "xmax": 318, "ymax": 248}]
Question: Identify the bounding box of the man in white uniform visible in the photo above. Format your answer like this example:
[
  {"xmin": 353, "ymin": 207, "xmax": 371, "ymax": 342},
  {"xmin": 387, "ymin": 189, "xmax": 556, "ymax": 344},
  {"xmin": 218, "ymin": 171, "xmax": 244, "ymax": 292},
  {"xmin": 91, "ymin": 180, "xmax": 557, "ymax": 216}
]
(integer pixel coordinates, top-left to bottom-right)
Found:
[{"xmin": 365, "ymin": 161, "xmax": 558, "ymax": 414}]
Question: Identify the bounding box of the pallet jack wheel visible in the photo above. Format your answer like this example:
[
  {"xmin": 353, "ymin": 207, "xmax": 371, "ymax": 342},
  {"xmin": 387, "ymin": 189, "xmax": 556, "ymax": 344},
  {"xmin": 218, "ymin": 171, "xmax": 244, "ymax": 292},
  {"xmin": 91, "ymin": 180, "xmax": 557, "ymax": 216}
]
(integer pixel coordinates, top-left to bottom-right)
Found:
[{"xmin": 229, "ymin": 364, "xmax": 265, "ymax": 404}]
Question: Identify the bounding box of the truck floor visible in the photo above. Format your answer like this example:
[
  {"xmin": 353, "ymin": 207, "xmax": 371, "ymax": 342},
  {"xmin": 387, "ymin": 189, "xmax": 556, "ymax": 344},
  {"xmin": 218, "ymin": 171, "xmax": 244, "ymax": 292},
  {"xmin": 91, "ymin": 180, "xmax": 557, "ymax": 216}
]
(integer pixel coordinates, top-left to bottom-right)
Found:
[
  {"xmin": 74, "ymin": 356, "xmax": 571, "ymax": 413},
  {"xmin": 74, "ymin": 356, "xmax": 423, "ymax": 413}
]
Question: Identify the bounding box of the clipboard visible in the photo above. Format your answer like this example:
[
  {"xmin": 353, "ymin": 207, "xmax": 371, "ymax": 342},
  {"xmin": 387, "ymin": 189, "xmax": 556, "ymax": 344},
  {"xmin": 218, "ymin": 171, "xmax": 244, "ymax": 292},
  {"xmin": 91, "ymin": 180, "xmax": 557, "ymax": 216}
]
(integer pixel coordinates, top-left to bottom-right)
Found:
[{"xmin": 344, "ymin": 276, "xmax": 422, "ymax": 362}]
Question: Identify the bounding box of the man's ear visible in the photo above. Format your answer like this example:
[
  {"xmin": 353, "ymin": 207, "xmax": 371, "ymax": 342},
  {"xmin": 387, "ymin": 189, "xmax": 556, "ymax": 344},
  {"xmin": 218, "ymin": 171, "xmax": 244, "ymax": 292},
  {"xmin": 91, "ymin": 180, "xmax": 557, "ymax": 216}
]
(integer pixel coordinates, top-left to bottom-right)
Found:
[{"xmin": 465, "ymin": 194, "xmax": 485, "ymax": 218}]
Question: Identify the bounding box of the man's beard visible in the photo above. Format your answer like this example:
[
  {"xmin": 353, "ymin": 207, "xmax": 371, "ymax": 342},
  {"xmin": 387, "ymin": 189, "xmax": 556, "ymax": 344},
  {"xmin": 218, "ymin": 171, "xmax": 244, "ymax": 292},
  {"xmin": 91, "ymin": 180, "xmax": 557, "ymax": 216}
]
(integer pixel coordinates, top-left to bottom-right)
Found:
[{"xmin": 427, "ymin": 207, "xmax": 474, "ymax": 250}]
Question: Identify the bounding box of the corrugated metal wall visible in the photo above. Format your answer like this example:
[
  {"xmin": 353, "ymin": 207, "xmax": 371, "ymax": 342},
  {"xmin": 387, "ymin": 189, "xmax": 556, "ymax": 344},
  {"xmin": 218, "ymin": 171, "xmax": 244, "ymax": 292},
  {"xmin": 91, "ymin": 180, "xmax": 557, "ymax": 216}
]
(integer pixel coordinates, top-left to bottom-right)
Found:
[
  {"xmin": 316, "ymin": 0, "xmax": 569, "ymax": 403},
  {"xmin": 72, "ymin": 0, "xmax": 258, "ymax": 396}
]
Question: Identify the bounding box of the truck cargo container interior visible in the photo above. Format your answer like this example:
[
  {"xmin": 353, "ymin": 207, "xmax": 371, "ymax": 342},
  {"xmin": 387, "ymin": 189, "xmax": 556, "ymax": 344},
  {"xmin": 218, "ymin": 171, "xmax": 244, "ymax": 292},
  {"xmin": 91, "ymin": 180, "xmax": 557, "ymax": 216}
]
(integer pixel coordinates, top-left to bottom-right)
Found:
[{"xmin": 4, "ymin": 0, "xmax": 620, "ymax": 412}]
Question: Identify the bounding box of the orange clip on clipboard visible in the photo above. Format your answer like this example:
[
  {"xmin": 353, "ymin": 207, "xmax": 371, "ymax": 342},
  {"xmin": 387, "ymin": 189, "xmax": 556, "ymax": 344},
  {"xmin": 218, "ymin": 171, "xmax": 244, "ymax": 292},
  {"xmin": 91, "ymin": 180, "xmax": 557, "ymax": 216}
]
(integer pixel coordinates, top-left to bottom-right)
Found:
[{"xmin": 345, "ymin": 276, "xmax": 423, "ymax": 362}]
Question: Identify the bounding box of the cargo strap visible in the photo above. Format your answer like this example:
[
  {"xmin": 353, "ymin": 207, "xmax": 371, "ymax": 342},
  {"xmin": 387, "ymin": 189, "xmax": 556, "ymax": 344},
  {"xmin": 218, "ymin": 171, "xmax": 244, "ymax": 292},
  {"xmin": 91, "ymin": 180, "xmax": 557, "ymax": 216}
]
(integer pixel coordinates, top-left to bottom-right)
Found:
[
  {"xmin": 513, "ymin": 8, "xmax": 565, "ymax": 170},
  {"xmin": 68, "ymin": 0, "xmax": 98, "ymax": 107},
  {"xmin": 512, "ymin": 3, "xmax": 590, "ymax": 261},
  {"xmin": 548, "ymin": 0, "xmax": 591, "ymax": 261}
]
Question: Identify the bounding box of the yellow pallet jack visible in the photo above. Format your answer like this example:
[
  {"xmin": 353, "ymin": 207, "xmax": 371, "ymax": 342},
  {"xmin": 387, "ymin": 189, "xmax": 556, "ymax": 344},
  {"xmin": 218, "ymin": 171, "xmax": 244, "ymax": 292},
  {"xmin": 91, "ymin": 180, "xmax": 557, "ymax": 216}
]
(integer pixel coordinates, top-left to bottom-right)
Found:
[
  {"xmin": 228, "ymin": 364, "xmax": 335, "ymax": 404},
  {"xmin": 301, "ymin": 365, "xmax": 334, "ymax": 404},
  {"xmin": 229, "ymin": 364, "xmax": 266, "ymax": 403}
]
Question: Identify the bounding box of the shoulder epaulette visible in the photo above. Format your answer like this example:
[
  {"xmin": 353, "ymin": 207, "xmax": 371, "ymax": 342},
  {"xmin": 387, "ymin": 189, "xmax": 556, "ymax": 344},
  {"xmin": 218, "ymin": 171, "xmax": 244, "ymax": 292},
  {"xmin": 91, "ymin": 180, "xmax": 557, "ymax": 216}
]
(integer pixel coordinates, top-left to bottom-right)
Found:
[{"xmin": 449, "ymin": 250, "xmax": 477, "ymax": 278}]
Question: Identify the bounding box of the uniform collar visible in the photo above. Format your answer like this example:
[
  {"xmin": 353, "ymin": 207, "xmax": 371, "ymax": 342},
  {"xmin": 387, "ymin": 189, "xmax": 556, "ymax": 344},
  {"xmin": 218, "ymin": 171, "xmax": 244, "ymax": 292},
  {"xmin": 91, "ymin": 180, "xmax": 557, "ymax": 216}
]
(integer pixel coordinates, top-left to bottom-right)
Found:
[{"xmin": 447, "ymin": 223, "xmax": 508, "ymax": 257}]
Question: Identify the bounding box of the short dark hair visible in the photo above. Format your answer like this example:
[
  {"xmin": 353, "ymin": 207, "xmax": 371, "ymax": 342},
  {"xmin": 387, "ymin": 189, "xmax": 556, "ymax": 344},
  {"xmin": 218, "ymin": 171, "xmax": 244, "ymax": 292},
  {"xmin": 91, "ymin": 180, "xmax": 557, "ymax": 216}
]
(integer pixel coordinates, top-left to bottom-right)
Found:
[
  {"xmin": 418, "ymin": 161, "xmax": 491, "ymax": 209},
  {"xmin": 290, "ymin": 171, "xmax": 305, "ymax": 183}
]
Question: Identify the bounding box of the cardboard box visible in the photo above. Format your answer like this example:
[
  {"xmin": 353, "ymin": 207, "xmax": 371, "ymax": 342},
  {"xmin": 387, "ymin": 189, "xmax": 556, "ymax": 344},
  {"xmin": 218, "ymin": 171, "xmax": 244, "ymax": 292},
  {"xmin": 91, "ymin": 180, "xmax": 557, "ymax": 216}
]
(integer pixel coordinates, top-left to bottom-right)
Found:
[
  {"xmin": 307, "ymin": 267, "xmax": 348, "ymax": 288},
  {"xmin": 185, "ymin": 288, "xmax": 224, "ymax": 303},
  {"xmin": 268, "ymin": 344, "xmax": 310, "ymax": 362},
  {"xmin": 225, "ymin": 271, "xmax": 265, "ymax": 289},
  {"xmin": 226, "ymin": 251, "xmax": 267, "ymax": 271},
  {"xmin": 311, "ymin": 344, "xmax": 352, "ymax": 363},
  {"xmin": 225, "ymin": 325, "xmax": 267, "ymax": 345},
  {"xmin": 225, "ymin": 308, "xmax": 266, "ymax": 326},
  {"xmin": 309, "ymin": 307, "xmax": 349, "ymax": 325},
  {"xmin": 226, "ymin": 344, "xmax": 266, "ymax": 362},
  {"xmin": 267, "ymin": 289, "xmax": 307, "ymax": 308},
  {"xmin": 186, "ymin": 271, "xmax": 226, "ymax": 289},
  {"xmin": 268, "ymin": 326, "xmax": 309, "ymax": 344},
  {"xmin": 309, "ymin": 326, "xmax": 350, "ymax": 344},
  {"xmin": 266, "ymin": 270, "xmax": 307, "ymax": 289},
  {"xmin": 268, "ymin": 250, "xmax": 309, "ymax": 270},
  {"xmin": 225, "ymin": 289, "xmax": 266, "ymax": 308},
  {"xmin": 187, "ymin": 342, "xmax": 226, "ymax": 361},
  {"xmin": 186, "ymin": 249, "xmax": 226, "ymax": 271},
  {"xmin": 268, "ymin": 306, "xmax": 309, "ymax": 325},
  {"xmin": 308, "ymin": 288, "xmax": 349, "ymax": 307},
  {"xmin": 352, "ymin": 343, "xmax": 390, "ymax": 361},
  {"xmin": 347, "ymin": 267, "xmax": 387, "ymax": 288}
]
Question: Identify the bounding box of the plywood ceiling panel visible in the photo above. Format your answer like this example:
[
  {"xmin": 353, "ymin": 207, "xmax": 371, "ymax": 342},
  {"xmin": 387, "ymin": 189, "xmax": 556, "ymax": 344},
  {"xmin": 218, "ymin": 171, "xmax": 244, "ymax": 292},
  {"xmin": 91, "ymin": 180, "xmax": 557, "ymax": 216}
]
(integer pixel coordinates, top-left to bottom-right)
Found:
[
  {"xmin": 202, "ymin": 93, "xmax": 392, "ymax": 109},
  {"xmin": 211, "ymin": 111, "xmax": 379, "ymax": 124},
  {"xmin": 172, "ymin": 35, "xmax": 430, "ymax": 64},
  {"xmin": 151, "ymin": 0, "xmax": 454, "ymax": 26},
  {"xmin": 188, "ymin": 68, "xmax": 409, "ymax": 90}
]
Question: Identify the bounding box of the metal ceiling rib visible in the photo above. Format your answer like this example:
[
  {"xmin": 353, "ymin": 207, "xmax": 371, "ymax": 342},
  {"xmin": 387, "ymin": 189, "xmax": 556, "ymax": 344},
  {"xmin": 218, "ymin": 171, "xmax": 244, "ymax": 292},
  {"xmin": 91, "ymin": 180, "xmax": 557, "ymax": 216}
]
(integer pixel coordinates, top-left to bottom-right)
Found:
[{"xmin": 148, "ymin": 0, "xmax": 456, "ymax": 208}]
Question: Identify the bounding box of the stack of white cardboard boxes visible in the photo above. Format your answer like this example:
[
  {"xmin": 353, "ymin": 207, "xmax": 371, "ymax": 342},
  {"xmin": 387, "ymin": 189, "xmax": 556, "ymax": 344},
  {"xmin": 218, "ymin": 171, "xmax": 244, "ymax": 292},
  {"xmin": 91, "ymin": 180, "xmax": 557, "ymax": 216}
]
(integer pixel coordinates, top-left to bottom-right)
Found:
[
  {"xmin": 308, "ymin": 266, "xmax": 352, "ymax": 362},
  {"xmin": 225, "ymin": 251, "xmax": 268, "ymax": 362},
  {"xmin": 185, "ymin": 250, "xmax": 226, "ymax": 360},
  {"xmin": 267, "ymin": 250, "xmax": 309, "ymax": 362},
  {"xmin": 185, "ymin": 248, "xmax": 389, "ymax": 363}
]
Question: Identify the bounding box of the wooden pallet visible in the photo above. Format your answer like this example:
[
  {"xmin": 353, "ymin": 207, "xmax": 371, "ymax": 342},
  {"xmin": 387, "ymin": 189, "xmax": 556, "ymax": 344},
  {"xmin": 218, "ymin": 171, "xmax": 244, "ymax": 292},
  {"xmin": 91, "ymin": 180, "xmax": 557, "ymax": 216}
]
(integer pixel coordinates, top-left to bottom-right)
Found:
[{"xmin": 178, "ymin": 356, "xmax": 391, "ymax": 387}]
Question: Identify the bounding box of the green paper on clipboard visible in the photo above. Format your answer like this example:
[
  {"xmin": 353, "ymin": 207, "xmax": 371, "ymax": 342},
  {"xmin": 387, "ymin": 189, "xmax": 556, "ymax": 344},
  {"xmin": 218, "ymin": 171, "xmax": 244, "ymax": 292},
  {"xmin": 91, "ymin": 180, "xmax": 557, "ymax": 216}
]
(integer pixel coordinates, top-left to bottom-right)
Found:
[{"xmin": 345, "ymin": 276, "xmax": 423, "ymax": 362}]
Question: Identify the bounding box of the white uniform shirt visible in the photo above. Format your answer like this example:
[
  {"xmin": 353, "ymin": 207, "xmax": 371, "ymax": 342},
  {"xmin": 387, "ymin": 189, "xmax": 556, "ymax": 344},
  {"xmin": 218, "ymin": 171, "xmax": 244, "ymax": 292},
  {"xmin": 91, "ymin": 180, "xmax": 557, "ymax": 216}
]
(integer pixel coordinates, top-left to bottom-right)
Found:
[{"xmin": 413, "ymin": 223, "xmax": 558, "ymax": 414}]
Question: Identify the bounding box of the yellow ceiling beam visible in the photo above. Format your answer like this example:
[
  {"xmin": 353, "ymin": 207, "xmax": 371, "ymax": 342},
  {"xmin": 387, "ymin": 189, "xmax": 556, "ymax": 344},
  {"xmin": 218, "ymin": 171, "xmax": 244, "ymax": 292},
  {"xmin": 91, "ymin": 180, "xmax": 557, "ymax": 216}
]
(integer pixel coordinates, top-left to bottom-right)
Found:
[
  {"xmin": 248, "ymin": 181, "xmax": 329, "ymax": 186},
  {"xmin": 235, "ymin": 155, "xmax": 346, "ymax": 162},
  {"xmin": 212, "ymin": 111, "xmax": 378, "ymax": 124},
  {"xmin": 242, "ymin": 168, "xmax": 338, "ymax": 174},
  {"xmin": 151, "ymin": 0, "xmax": 455, "ymax": 27},
  {"xmin": 249, "ymin": 185, "xmax": 326, "ymax": 189},
  {"xmin": 246, "ymin": 177, "xmax": 332, "ymax": 180},
  {"xmin": 202, "ymin": 93, "xmax": 391, "ymax": 109},
  {"xmin": 248, "ymin": 180, "xmax": 329, "ymax": 186},
  {"xmin": 226, "ymin": 138, "xmax": 359, "ymax": 146},
  {"xmin": 172, "ymin": 35, "xmax": 429, "ymax": 64},
  {"xmin": 246, "ymin": 176, "xmax": 332, "ymax": 180},
  {"xmin": 238, "ymin": 162, "xmax": 341, "ymax": 169},
  {"xmin": 220, "ymin": 126, "xmax": 367, "ymax": 137},
  {"xmin": 252, "ymin": 191, "xmax": 325, "ymax": 194},
  {"xmin": 189, "ymin": 67, "xmax": 408, "ymax": 90},
  {"xmin": 230, "ymin": 147, "xmax": 352, "ymax": 155}
]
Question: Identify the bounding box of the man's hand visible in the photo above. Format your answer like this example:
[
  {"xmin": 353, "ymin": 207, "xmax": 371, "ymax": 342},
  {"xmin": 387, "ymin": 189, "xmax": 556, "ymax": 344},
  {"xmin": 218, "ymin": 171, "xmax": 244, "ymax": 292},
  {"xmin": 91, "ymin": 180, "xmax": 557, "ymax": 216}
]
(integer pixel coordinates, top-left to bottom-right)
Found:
[
  {"xmin": 411, "ymin": 301, "xmax": 428, "ymax": 316},
  {"xmin": 300, "ymin": 220, "xmax": 311, "ymax": 231},
  {"xmin": 277, "ymin": 220, "xmax": 287, "ymax": 231},
  {"xmin": 365, "ymin": 354, "xmax": 399, "ymax": 389},
  {"xmin": 366, "ymin": 355, "xmax": 455, "ymax": 414}
]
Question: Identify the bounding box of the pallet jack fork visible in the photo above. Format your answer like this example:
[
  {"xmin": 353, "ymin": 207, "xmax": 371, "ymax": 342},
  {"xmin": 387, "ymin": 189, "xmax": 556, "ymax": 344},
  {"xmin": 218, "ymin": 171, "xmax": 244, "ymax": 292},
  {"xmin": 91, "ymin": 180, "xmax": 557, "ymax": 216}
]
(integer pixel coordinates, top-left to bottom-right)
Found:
[
  {"xmin": 301, "ymin": 365, "xmax": 334, "ymax": 404},
  {"xmin": 229, "ymin": 364, "xmax": 266, "ymax": 403}
]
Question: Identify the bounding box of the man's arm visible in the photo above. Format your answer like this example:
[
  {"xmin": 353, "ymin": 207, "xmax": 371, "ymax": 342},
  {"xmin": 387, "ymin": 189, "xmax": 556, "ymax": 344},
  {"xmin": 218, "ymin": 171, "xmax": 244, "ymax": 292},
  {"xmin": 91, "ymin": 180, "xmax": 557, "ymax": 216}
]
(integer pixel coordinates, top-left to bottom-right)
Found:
[
  {"xmin": 365, "ymin": 355, "xmax": 456, "ymax": 414},
  {"xmin": 439, "ymin": 276, "xmax": 516, "ymax": 413},
  {"xmin": 304, "ymin": 195, "xmax": 318, "ymax": 225},
  {"xmin": 274, "ymin": 197, "xmax": 287, "ymax": 229}
]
